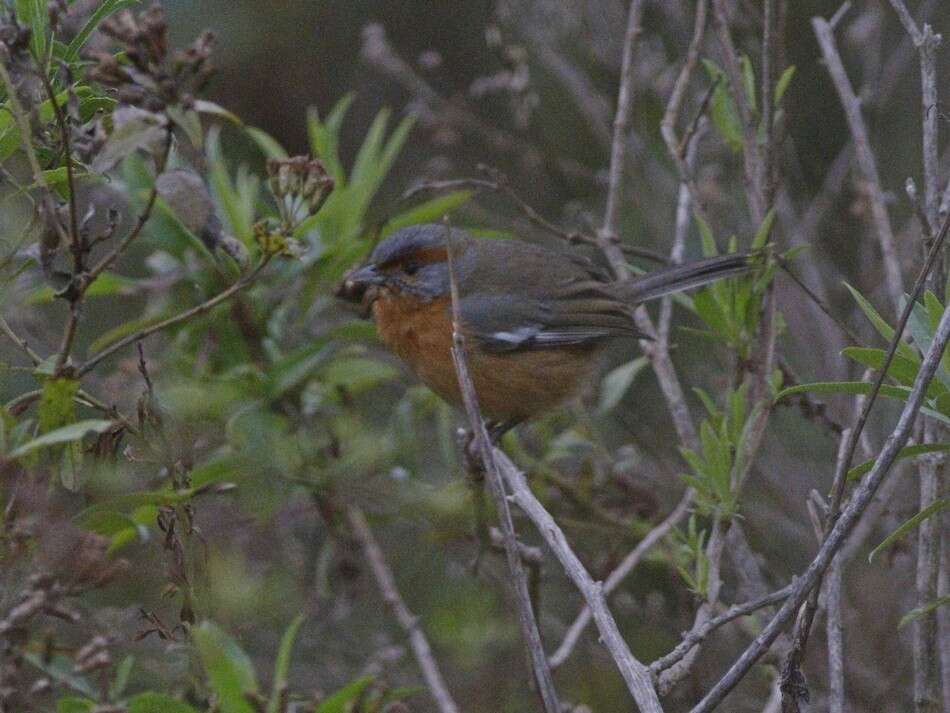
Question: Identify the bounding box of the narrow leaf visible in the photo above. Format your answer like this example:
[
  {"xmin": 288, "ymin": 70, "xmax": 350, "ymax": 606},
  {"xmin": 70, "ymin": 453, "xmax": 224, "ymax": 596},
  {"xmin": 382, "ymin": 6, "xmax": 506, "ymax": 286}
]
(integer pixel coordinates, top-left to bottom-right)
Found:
[
  {"xmin": 65, "ymin": 0, "xmax": 141, "ymax": 61},
  {"xmin": 869, "ymin": 498, "xmax": 950, "ymax": 563},
  {"xmin": 193, "ymin": 621, "xmax": 258, "ymax": 713},
  {"xmin": 9, "ymin": 419, "xmax": 113, "ymax": 459},
  {"xmin": 774, "ymin": 65, "xmax": 796, "ymax": 106},
  {"xmin": 127, "ymin": 692, "xmax": 199, "ymax": 713},
  {"xmin": 266, "ymin": 616, "xmax": 305, "ymax": 713},
  {"xmin": 899, "ymin": 595, "xmax": 950, "ymax": 628},
  {"xmin": 848, "ymin": 443, "xmax": 950, "ymax": 480},
  {"xmin": 597, "ymin": 356, "xmax": 648, "ymax": 414},
  {"xmin": 844, "ymin": 282, "xmax": 918, "ymax": 363}
]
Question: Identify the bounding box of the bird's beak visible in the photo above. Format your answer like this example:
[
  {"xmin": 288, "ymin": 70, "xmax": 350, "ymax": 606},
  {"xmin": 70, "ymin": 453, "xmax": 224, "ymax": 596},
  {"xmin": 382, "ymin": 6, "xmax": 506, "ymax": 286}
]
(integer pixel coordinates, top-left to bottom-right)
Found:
[{"xmin": 336, "ymin": 263, "xmax": 385, "ymax": 314}]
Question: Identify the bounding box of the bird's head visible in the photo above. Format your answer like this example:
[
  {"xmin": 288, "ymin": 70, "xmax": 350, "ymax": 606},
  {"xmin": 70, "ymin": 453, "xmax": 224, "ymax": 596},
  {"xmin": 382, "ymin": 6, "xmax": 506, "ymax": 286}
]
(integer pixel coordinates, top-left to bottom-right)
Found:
[{"xmin": 336, "ymin": 224, "xmax": 457, "ymax": 313}]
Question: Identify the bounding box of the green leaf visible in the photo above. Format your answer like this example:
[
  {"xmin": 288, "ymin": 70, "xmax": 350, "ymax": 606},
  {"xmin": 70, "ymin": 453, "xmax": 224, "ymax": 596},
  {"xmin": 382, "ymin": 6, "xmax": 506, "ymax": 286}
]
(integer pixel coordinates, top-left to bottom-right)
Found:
[
  {"xmin": 56, "ymin": 698, "xmax": 96, "ymax": 713},
  {"xmin": 869, "ymin": 497, "xmax": 949, "ymax": 562},
  {"xmin": 774, "ymin": 66, "xmax": 796, "ymax": 106},
  {"xmin": 39, "ymin": 377, "xmax": 80, "ymax": 433},
  {"xmin": 384, "ymin": 190, "xmax": 474, "ymax": 236},
  {"xmin": 841, "ymin": 347, "xmax": 941, "ymax": 396},
  {"xmin": 315, "ymin": 676, "xmax": 374, "ymax": 713},
  {"xmin": 751, "ymin": 208, "xmax": 775, "ymax": 250},
  {"xmin": 109, "ymin": 655, "xmax": 135, "ymax": 702},
  {"xmin": 848, "ymin": 443, "xmax": 950, "ymax": 480},
  {"xmin": 16, "ymin": 0, "xmax": 48, "ymax": 62},
  {"xmin": 28, "ymin": 272, "xmax": 137, "ymax": 304},
  {"xmin": 307, "ymin": 94, "xmax": 354, "ymax": 185},
  {"xmin": 194, "ymin": 99, "xmax": 244, "ymax": 126},
  {"xmin": 92, "ymin": 109, "xmax": 167, "ymax": 173},
  {"xmin": 776, "ymin": 380, "xmax": 910, "ymax": 401},
  {"xmin": 245, "ymin": 126, "xmax": 288, "ymax": 160},
  {"xmin": 76, "ymin": 510, "xmax": 146, "ymax": 554},
  {"xmin": 321, "ymin": 357, "xmax": 399, "ymax": 393},
  {"xmin": 75, "ymin": 488, "xmax": 206, "ymax": 525},
  {"xmin": 597, "ymin": 356, "xmax": 648, "ymax": 414},
  {"xmin": 207, "ymin": 126, "xmax": 259, "ymax": 244},
  {"xmin": 694, "ymin": 214, "xmax": 718, "ymax": 257},
  {"xmin": 193, "ymin": 621, "xmax": 258, "ymax": 713},
  {"xmin": 740, "ymin": 54, "xmax": 756, "ymax": 114},
  {"xmin": 127, "ymin": 692, "xmax": 199, "ymax": 713},
  {"xmin": 267, "ymin": 616, "xmax": 305, "ymax": 713},
  {"xmin": 87, "ymin": 311, "xmax": 175, "ymax": 354},
  {"xmin": 702, "ymin": 59, "xmax": 743, "ymax": 152},
  {"xmin": 843, "ymin": 282, "xmax": 918, "ymax": 363},
  {"xmin": 9, "ymin": 419, "xmax": 113, "ymax": 459},
  {"xmin": 899, "ymin": 595, "xmax": 950, "ymax": 628},
  {"xmin": 266, "ymin": 339, "xmax": 332, "ymax": 399},
  {"xmin": 65, "ymin": 0, "xmax": 141, "ymax": 62}
]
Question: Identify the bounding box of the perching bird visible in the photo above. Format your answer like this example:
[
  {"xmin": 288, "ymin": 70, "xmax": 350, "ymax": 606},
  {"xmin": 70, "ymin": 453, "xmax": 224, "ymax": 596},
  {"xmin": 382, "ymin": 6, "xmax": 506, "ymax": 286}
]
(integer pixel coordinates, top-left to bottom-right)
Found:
[{"xmin": 337, "ymin": 224, "xmax": 754, "ymax": 435}]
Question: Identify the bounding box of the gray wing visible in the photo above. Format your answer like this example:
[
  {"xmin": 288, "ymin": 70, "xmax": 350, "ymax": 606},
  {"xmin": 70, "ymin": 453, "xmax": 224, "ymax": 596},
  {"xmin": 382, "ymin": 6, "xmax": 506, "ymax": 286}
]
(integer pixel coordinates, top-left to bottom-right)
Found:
[{"xmin": 459, "ymin": 291, "xmax": 645, "ymax": 353}]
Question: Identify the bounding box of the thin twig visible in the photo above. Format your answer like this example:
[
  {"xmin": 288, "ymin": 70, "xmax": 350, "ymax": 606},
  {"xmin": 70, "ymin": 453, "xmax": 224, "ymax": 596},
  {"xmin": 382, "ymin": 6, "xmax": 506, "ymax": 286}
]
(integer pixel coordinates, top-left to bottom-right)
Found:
[
  {"xmin": 883, "ymin": 6, "xmax": 946, "ymax": 711},
  {"xmin": 780, "ymin": 197, "xmax": 950, "ymax": 705},
  {"xmin": 656, "ymin": 520, "xmax": 725, "ymax": 694},
  {"xmin": 346, "ymin": 507, "xmax": 460, "ymax": 713},
  {"xmin": 82, "ymin": 128, "xmax": 173, "ymax": 289},
  {"xmin": 812, "ymin": 12, "xmax": 904, "ymax": 313},
  {"xmin": 913, "ymin": 449, "xmax": 943, "ymax": 713},
  {"xmin": 548, "ymin": 489, "xmax": 692, "ymax": 668},
  {"xmin": 33, "ymin": 56, "xmax": 79, "ymax": 270},
  {"xmin": 691, "ymin": 257, "xmax": 950, "ymax": 713},
  {"xmin": 0, "ymin": 315, "xmax": 43, "ymax": 365},
  {"xmin": 649, "ymin": 582, "xmax": 795, "ymax": 676},
  {"xmin": 77, "ymin": 255, "xmax": 272, "ymax": 377},
  {"xmin": 32, "ymin": 62, "xmax": 83, "ymax": 373},
  {"xmin": 398, "ymin": 173, "xmax": 666, "ymax": 263},
  {"xmin": 497, "ymin": 446, "xmax": 663, "ymax": 712},
  {"xmin": 659, "ymin": 0, "xmax": 710, "ymax": 230},
  {"xmin": 597, "ymin": 0, "xmax": 646, "ymax": 278},
  {"xmin": 442, "ymin": 221, "xmax": 562, "ymax": 713},
  {"xmin": 711, "ymin": 0, "xmax": 766, "ymax": 222},
  {"xmin": 775, "ymin": 257, "xmax": 862, "ymax": 346}
]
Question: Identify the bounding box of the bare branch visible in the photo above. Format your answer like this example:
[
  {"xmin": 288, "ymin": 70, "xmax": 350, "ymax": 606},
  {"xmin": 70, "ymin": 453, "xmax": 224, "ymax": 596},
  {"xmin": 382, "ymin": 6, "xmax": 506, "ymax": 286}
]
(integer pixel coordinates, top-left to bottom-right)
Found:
[
  {"xmin": 82, "ymin": 128, "xmax": 174, "ymax": 289},
  {"xmin": 812, "ymin": 12, "xmax": 904, "ymax": 313},
  {"xmin": 77, "ymin": 255, "xmax": 272, "ymax": 377},
  {"xmin": 826, "ymin": 547, "xmax": 846, "ymax": 713},
  {"xmin": 0, "ymin": 315, "xmax": 43, "ymax": 366},
  {"xmin": 346, "ymin": 507, "xmax": 461, "ymax": 713},
  {"xmin": 497, "ymin": 446, "xmax": 663, "ymax": 712},
  {"xmin": 548, "ymin": 488, "xmax": 692, "ymax": 668},
  {"xmin": 650, "ymin": 582, "xmax": 795, "ymax": 677},
  {"xmin": 691, "ymin": 235, "xmax": 950, "ymax": 712},
  {"xmin": 913, "ymin": 449, "xmax": 943, "ymax": 713},
  {"xmin": 443, "ymin": 222, "xmax": 562, "ymax": 713},
  {"xmin": 597, "ymin": 0, "xmax": 646, "ymax": 277}
]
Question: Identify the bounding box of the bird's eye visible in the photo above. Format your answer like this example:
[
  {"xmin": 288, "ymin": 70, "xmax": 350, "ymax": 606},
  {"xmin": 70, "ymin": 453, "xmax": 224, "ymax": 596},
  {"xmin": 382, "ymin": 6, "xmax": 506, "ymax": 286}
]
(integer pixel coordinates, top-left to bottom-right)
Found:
[{"xmin": 403, "ymin": 261, "xmax": 420, "ymax": 276}]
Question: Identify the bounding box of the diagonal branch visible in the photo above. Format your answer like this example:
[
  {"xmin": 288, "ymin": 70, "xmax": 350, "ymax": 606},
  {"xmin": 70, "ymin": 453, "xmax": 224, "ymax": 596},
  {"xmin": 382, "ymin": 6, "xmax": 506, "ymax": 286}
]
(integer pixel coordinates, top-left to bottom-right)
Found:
[
  {"xmin": 597, "ymin": 0, "xmax": 646, "ymax": 277},
  {"xmin": 496, "ymin": 445, "xmax": 663, "ymax": 712},
  {"xmin": 691, "ymin": 229, "xmax": 950, "ymax": 712},
  {"xmin": 548, "ymin": 489, "xmax": 691, "ymax": 668},
  {"xmin": 443, "ymin": 222, "xmax": 562, "ymax": 713},
  {"xmin": 77, "ymin": 255, "xmax": 272, "ymax": 377},
  {"xmin": 812, "ymin": 11, "xmax": 904, "ymax": 313},
  {"xmin": 346, "ymin": 507, "xmax": 460, "ymax": 713}
]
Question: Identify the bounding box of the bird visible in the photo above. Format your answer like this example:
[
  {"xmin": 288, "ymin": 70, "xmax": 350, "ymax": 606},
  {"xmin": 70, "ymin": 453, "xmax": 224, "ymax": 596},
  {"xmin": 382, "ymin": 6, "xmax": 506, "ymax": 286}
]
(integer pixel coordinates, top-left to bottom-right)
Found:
[{"xmin": 337, "ymin": 223, "xmax": 755, "ymax": 438}]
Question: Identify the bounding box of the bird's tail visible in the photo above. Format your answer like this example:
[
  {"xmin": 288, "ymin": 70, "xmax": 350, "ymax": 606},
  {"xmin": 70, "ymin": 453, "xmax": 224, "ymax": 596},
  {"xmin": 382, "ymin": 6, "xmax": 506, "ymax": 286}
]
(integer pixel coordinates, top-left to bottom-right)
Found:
[{"xmin": 618, "ymin": 253, "xmax": 757, "ymax": 304}]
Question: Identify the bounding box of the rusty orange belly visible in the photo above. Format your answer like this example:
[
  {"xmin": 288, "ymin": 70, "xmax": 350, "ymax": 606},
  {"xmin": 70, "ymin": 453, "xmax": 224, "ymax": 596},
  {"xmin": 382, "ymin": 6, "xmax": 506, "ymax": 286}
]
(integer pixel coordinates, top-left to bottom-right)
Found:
[{"xmin": 371, "ymin": 292, "xmax": 596, "ymax": 422}]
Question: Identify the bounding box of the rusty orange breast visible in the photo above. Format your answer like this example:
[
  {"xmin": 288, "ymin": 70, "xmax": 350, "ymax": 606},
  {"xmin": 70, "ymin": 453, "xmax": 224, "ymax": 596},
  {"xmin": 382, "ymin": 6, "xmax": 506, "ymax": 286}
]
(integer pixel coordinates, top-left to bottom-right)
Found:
[{"xmin": 371, "ymin": 291, "xmax": 598, "ymax": 422}]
